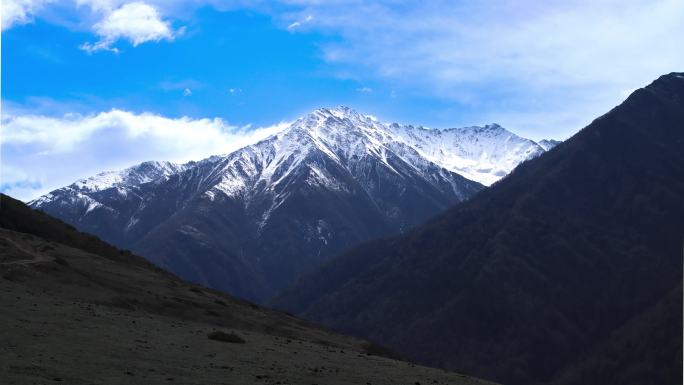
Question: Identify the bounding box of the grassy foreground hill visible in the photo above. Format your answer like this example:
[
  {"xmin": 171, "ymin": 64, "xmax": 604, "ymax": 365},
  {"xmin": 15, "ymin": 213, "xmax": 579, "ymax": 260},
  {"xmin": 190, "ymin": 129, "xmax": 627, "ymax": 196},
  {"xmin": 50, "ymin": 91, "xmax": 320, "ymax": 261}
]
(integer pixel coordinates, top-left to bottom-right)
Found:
[{"xmin": 0, "ymin": 194, "xmax": 493, "ymax": 385}]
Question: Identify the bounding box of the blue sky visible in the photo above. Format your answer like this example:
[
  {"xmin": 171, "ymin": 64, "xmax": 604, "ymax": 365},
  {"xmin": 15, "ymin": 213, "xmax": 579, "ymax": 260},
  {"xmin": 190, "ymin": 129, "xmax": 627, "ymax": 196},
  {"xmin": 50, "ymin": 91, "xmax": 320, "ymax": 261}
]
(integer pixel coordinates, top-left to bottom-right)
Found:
[{"xmin": 2, "ymin": 0, "xmax": 683, "ymax": 200}]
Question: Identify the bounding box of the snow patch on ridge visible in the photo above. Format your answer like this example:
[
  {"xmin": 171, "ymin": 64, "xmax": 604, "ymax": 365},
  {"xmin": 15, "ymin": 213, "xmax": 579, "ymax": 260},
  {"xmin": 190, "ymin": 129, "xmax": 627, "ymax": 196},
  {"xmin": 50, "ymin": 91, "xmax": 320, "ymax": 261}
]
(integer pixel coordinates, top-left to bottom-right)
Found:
[
  {"xmin": 73, "ymin": 161, "xmax": 188, "ymax": 193},
  {"xmin": 385, "ymin": 123, "xmax": 546, "ymax": 186}
]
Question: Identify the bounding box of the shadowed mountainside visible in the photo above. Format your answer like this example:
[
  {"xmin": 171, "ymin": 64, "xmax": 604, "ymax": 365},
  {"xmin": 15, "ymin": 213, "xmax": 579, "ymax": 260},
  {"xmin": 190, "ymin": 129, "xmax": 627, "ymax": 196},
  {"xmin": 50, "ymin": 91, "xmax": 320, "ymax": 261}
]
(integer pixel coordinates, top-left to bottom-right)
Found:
[{"xmin": 273, "ymin": 73, "xmax": 684, "ymax": 385}]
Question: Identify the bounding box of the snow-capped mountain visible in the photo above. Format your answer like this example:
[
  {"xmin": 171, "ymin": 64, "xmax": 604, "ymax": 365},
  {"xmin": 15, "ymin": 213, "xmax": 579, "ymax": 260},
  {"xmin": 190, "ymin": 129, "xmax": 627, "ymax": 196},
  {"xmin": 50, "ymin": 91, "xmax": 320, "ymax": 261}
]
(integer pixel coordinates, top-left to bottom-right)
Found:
[
  {"xmin": 30, "ymin": 161, "xmax": 189, "ymax": 211},
  {"xmin": 537, "ymin": 139, "xmax": 561, "ymax": 151},
  {"xmin": 29, "ymin": 106, "xmax": 557, "ymax": 301},
  {"xmin": 385, "ymin": 122, "xmax": 553, "ymax": 186}
]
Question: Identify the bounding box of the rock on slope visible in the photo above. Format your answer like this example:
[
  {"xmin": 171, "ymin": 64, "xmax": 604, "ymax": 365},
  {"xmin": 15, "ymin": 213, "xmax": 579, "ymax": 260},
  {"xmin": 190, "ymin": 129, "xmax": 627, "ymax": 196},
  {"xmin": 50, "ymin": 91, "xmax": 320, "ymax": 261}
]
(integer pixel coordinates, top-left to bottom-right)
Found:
[
  {"xmin": 273, "ymin": 73, "xmax": 684, "ymax": 385},
  {"xmin": 0, "ymin": 193, "xmax": 494, "ymax": 385}
]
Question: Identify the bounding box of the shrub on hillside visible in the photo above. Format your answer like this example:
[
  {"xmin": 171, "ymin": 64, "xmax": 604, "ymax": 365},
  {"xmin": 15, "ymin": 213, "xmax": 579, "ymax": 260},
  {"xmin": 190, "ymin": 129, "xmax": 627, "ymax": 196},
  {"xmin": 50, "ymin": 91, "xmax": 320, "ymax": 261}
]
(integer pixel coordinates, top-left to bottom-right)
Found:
[{"xmin": 208, "ymin": 331, "xmax": 246, "ymax": 344}]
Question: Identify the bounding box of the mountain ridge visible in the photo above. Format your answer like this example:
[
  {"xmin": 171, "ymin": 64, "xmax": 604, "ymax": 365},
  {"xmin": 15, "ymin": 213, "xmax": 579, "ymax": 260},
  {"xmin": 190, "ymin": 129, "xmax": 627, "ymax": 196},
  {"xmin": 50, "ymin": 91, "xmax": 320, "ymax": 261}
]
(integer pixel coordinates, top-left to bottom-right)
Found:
[
  {"xmin": 29, "ymin": 106, "xmax": 558, "ymax": 302},
  {"xmin": 31, "ymin": 106, "xmax": 559, "ymax": 203},
  {"xmin": 272, "ymin": 73, "xmax": 684, "ymax": 385}
]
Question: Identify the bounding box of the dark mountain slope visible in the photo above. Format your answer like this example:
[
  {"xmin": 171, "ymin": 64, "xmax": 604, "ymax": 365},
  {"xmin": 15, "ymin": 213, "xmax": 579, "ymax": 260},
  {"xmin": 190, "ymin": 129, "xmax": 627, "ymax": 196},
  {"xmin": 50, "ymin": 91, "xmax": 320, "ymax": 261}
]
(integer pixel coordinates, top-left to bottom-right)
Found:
[
  {"xmin": 0, "ymin": 192, "xmax": 140, "ymax": 264},
  {"xmin": 552, "ymin": 279, "xmax": 682, "ymax": 385},
  {"xmin": 130, "ymin": 144, "xmax": 480, "ymax": 302},
  {"xmin": 273, "ymin": 73, "xmax": 684, "ymax": 385},
  {"xmin": 0, "ymin": 194, "xmax": 494, "ymax": 385}
]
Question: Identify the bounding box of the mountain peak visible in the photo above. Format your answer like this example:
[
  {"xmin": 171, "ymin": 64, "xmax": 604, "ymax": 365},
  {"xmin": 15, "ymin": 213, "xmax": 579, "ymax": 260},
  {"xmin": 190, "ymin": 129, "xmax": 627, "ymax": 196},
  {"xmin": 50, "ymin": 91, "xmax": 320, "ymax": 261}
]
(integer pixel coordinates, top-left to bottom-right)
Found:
[
  {"xmin": 287, "ymin": 106, "xmax": 380, "ymax": 142},
  {"xmin": 643, "ymin": 72, "xmax": 684, "ymax": 97},
  {"xmin": 329, "ymin": 105, "xmax": 355, "ymax": 114},
  {"xmin": 254, "ymin": 108, "xmax": 552, "ymax": 186},
  {"xmin": 462, "ymin": 123, "xmax": 505, "ymax": 133},
  {"xmin": 537, "ymin": 139, "xmax": 561, "ymax": 151},
  {"xmin": 660, "ymin": 72, "xmax": 684, "ymax": 82},
  {"xmin": 308, "ymin": 106, "xmax": 368, "ymax": 122},
  {"xmin": 484, "ymin": 123, "xmax": 503, "ymax": 130},
  {"xmin": 69, "ymin": 160, "xmax": 187, "ymax": 193}
]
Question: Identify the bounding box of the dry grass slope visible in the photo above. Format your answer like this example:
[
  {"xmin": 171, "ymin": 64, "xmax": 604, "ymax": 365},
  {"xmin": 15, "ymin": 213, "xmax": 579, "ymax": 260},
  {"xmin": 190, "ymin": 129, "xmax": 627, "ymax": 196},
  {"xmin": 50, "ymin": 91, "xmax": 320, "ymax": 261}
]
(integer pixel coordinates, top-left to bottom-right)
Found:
[{"xmin": 0, "ymin": 194, "xmax": 495, "ymax": 385}]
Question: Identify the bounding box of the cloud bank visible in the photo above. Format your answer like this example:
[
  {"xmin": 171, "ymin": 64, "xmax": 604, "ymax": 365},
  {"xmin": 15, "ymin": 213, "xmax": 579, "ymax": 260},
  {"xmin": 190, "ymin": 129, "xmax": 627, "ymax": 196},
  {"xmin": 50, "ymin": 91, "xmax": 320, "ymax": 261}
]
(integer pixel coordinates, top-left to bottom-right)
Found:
[{"xmin": 1, "ymin": 110, "xmax": 289, "ymax": 200}]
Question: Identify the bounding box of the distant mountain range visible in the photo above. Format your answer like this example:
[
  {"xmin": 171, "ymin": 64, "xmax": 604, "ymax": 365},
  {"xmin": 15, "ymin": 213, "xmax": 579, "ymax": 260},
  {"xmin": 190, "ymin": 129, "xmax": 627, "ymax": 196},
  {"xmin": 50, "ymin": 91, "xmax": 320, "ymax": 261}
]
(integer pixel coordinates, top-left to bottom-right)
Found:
[
  {"xmin": 273, "ymin": 73, "xmax": 684, "ymax": 385},
  {"xmin": 29, "ymin": 107, "xmax": 556, "ymax": 301}
]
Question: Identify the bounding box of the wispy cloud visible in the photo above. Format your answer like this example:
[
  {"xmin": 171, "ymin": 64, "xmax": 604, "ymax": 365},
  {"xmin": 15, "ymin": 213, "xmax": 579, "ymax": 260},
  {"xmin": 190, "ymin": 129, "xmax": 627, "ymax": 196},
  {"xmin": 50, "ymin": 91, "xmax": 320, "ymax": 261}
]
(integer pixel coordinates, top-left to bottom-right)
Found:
[
  {"xmin": 356, "ymin": 86, "xmax": 372, "ymax": 93},
  {"xmin": 0, "ymin": 165, "xmax": 43, "ymax": 201},
  {"xmin": 1, "ymin": 109, "xmax": 289, "ymax": 200},
  {"xmin": 286, "ymin": 13, "xmax": 313, "ymax": 31},
  {"xmin": 1, "ymin": 0, "xmax": 52, "ymax": 30},
  {"xmin": 4, "ymin": 0, "xmax": 682, "ymax": 137},
  {"xmin": 271, "ymin": 0, "xmax": 684, "ymax": 137}
]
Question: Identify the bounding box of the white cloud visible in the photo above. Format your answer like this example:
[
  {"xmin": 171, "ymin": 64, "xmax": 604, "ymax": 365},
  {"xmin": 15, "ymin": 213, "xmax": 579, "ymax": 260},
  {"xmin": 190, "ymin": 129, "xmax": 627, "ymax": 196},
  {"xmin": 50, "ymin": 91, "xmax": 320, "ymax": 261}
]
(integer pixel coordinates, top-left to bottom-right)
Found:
[
  {"xmin": 1, "ymin": 0, "xmax": 52, "ymax": 30},
  {"xmin": 1, "ymin": 109, "xmax": 289, "ymax": 200},
  {"xmin": 75, "ymin": 0, "xmax": 118, "ymax": 12},
  {"xmin": 79, "ymin": 1, "xmax": 178, "ymax": 53},
  {"xmin": 286, "ymin": 13, "xmax": 313, "ymax": 31},
  {"xmin": 356, "ymin": 86, "xmax": 372, "ymax": 93},
  {"xmin": 4, "ymin": 0, "xmax": 682, "ymax": 138},
  {"xmin": 182, "ymin": 88, "xmax": 192, "ymax": 96},
  {"xmin": 0, "ymin": 165, "xmax": 43, "ymax": 201},
  {"xmin": 2, "ymin": 1, "xmax": 182, "ymax": 52},
  {"xmin": 273, "ymin": 0, "xmax": 684, "ymax": 137}
]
